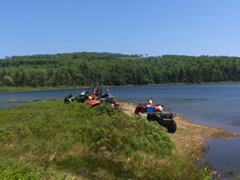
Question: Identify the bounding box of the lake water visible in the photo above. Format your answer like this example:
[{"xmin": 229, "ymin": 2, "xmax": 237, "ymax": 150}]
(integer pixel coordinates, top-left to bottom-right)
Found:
[
  {"xmin": 1, "ymin": 83, "xmax": 240, "ymax": 177},
  {"xmin": 198, "ymin": 137, "xmax": 240, "ymax": 179},
  {"xmin": 0, "ymin": 101, "xmax": 22, "ymax": 108}
]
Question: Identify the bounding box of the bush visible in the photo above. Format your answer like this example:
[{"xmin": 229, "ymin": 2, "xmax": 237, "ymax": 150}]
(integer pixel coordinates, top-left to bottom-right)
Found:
[{"xmin": 2, "ymin": 99, "xmax": 203, "ymax": 179}]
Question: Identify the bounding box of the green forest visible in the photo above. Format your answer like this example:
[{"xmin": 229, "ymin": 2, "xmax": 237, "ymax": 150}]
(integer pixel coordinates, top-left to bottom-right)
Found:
[{"xmin": 1, "ymin": 52, "xmax": 240, "ymax": 88}]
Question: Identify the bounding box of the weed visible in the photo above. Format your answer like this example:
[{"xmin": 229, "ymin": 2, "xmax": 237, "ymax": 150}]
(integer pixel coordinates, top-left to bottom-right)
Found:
[{"xmin": 227, "ymin": 168, "xmax": 234, "ymax": 175}]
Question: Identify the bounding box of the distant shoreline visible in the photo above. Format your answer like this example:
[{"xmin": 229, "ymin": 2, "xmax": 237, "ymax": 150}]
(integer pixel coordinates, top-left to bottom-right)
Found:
[{"xmin": 0, "ymin": 81, "xmax": 239, "ymax": 93}]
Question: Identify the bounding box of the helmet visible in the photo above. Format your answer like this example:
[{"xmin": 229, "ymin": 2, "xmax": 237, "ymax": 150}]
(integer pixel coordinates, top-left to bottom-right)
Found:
[
  {"xmin": 88, "ymin": 96, "xmax": 92, "ymax": 100},
  {"xmin": 114, "ymin": 102, "xmax": 120, "ymax": 106}
]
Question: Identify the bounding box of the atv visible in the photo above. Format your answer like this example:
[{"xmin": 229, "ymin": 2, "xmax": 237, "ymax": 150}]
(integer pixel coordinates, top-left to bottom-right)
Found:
[
  {"xmin": 64, "ymin": 86, "xmax": 122, "ymax": 111},
  {"xmin": 64, "ymin": 86, "xmax": 101, "ymax": 104},
  {"xmin": 134, "ymin": 100, "xmax": 177, "ymax": 133},
  {"xmin": 100, "ymin": 95, "xmax": 122, "ymax": 112},
  {"xmin": 64, "ymin": 93, "xmax": 86, "ymax": 104}
]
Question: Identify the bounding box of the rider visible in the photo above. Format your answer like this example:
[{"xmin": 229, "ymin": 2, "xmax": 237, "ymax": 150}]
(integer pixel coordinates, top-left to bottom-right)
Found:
[
  {"xmin": 91, "ymin": 87, "xmax": 98, "ymax": 99},
  {"xmin": 81, "ymin": 91, "xmax": 85, "ymax": 95},
  {"xmin": 101, "ymin": 89, "xmax": 109, "ymax": 98}
]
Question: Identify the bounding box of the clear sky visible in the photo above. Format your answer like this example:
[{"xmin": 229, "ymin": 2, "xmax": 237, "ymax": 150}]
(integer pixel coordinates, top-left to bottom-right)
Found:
[{"xmin": 1, "ymin": 0, "xmax": 240, "ymax": 59}]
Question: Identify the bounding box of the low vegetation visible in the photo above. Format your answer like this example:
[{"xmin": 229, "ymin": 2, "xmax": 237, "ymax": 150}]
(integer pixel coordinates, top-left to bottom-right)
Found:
[{"xmin": 0, "ymin": 99, "xmax": 217, "ymax": 179}]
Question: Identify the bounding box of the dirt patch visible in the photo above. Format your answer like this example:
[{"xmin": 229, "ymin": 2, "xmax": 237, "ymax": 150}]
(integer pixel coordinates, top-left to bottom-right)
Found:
[{"xmin": 121, "ymin": 102, "xmax": 137, "ymax": 117}]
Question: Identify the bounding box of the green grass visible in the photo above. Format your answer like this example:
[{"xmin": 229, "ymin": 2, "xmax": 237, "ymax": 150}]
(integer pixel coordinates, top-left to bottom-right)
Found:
[{"xmin": 0, "ymin": 99, "xmax": 211, "ymax": 179}]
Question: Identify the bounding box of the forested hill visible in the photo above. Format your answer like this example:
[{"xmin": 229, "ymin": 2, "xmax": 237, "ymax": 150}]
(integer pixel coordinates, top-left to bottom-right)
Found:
[{"xmin": 1, "ymin": 52, "xmax": 240, "ymax": 88}]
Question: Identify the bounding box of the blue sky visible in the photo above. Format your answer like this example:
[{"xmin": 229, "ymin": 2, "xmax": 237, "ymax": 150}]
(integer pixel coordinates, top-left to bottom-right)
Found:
[{"xmin": 1, "ymin": 0, "xmax": 240, "ymax": 59}]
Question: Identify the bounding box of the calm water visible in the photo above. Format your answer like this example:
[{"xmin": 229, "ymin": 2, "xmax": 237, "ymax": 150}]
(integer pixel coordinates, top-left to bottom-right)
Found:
[
  {"xmin": 0, "ymin": 101, "xmax": 22, "ymax": 108},
  {"xmin": 1, "ymin": 83, "xmax": 240, "ymax": 176},
  {"xmin": 199, "ymin": 137, "xmax": 240, "ymax": 179}
]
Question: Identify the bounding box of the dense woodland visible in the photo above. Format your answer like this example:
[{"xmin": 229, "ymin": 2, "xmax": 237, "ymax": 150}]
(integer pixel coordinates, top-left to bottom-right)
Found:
[{"xmin": 1, "ymin": 52, "xmax": 240, "ymax": 87}]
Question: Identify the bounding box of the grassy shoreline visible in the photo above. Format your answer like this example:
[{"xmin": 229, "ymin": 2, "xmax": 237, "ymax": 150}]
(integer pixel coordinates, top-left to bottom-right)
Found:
[
  {"xmin": 0, "ymin": 99, "xmax": 29, "ymax": 103},
  {"xmin": 1, "ymin": 100, "xmax": 239, "ymax": 179},
  {"xmin": 122, "ymin": 102, "xmax": 240, "ymax": 155},
  {"xmin": 0, "ymin": 81, "xmax": 239, "ymax": 92},
  {"xmin": 121, "ymin": 102, "xmax": 240, "ymax": 177}
]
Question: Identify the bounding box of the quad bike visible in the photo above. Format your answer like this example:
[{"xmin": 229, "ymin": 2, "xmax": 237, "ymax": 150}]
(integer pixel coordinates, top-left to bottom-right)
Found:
[
  {"xmin": 85, "ymin": 96, "xmax": 101, "ymax": 107},
  {"xmin": 100, "ymin": 95, "xmax": 122, "ymax": 112},
  {"xmin": 64, "ymin": 86, "xmax": 101, "ymax": 104},
  {"xmin": 64, "ymin": 94, "xmax": 86, "ymax": 104},
  {"xmin": 64, "ymin": 86, "xmax": 122, "ymax": 111},
  {"xmin": 134, "ymin": 101, "xmax": 177, "ymax": 133},
  {"xmin": 89, "ymin": 88, "xmax": 122, "ymax": 111}
]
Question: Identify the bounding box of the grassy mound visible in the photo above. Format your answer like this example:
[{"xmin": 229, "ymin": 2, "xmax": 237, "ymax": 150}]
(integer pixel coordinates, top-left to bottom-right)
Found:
[{"xmin": 0, "ymin": 99, "xmax": 210, "ymax": 179}]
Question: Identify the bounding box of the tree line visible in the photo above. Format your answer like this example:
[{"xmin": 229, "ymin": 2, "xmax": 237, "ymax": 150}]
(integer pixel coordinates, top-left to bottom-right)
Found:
[{"xmin": 1, "ymin": 52, "xmax": 240, "ymax": 87}]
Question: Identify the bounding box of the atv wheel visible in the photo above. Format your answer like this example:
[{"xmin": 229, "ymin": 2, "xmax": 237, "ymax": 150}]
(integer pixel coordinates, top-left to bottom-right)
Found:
[
  {"xmin": 76, "ymin": 97, "xmax": 85, "ymax": 103},
  {"xmin": 167, "ymin": 120, "xmax": 177, "ymax": 133},
  {"xmin": 64, "ymin": 99, "xmax": 71, "ymax": 104}
]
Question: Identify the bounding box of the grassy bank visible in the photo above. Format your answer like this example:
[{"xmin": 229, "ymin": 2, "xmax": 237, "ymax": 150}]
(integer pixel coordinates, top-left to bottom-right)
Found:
[
  {"xmin": 0, "ymin": 99, "xmax": 29, "ymax": 103},
  {"xmin": 0, "ymin": 99, "xmax": 238, "ymax": 179},
  {"xmin": 122, "ymin": 103, "xmax": 240, "ymax": 178}
]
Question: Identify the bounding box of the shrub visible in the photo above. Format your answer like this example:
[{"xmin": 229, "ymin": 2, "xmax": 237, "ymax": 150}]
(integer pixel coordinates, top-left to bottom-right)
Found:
[{"xmin": 0, "ymin": 99, "xmax": 178, "ymax": 179}]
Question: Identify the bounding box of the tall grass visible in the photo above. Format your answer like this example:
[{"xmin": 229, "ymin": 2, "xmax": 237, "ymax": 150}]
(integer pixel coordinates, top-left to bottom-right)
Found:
[{"xmin": 0, "ymin": 99, "xmax": 211, "ymax": 179}]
